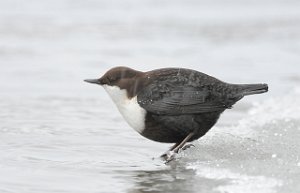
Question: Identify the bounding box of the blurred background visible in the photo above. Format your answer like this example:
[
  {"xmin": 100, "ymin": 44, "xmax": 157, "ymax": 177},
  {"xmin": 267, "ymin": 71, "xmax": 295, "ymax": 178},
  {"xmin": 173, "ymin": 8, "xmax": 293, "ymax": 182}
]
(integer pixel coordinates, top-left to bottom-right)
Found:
[{"xmin": 0, "ymin": 0, "xmax": 299, "ymax": 193}]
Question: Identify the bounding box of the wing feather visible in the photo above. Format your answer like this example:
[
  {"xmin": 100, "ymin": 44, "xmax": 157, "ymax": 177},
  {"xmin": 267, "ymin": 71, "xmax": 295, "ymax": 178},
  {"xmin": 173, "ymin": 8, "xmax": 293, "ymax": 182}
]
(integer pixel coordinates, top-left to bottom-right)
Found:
[{"xmin": 137, "ymin": 84, "xmax": 227, "ymax": 115}]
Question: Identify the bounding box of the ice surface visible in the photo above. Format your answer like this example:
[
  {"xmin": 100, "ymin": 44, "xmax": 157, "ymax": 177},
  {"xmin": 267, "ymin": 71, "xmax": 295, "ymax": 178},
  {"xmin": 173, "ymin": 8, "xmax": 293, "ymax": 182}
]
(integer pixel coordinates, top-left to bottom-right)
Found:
[
  {"xmin": 0, "ymin": 0, "xmax": 300, "ymax": 193},
  {"xmin": 183, "ymin": 89, "xmax": 300, "ymax": 193}
]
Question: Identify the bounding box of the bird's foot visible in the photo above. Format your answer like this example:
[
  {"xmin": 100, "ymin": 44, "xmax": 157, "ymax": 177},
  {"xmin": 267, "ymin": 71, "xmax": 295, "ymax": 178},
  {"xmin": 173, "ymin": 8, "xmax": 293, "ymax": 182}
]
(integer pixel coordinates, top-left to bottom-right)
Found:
[
  {"xmin": 160, "ymin": 152, "xmax": 168, "ymax": 160},
  {"xmin": 160, "ymin": 151, "xmax": 171, "ymax": 160},
  {"xmin": 181, "ymin": 144, "xmax": 195, "ymax": 151},
  {"xmin": 160, "ymin": 144, "xmax": 195, "ymax": 163},
  {"xmin": 160, "ymin": 150, "xmax": 177, "ymax": 163}
]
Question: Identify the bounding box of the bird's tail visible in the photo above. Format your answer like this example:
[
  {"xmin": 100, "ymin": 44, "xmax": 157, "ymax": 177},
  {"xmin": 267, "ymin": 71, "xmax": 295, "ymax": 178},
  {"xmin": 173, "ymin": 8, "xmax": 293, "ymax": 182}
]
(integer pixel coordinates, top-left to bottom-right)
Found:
[{"xmin": 238, "ymin": 83, "xmax": 268, "ymax": 96}]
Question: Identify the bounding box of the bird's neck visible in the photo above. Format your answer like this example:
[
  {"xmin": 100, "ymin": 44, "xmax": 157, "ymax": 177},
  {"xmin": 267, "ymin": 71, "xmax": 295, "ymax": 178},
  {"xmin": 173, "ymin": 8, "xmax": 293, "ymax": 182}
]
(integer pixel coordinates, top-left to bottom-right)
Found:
[{"xmin": 102, "ymin": 85, "xmax": 146, "ymax": 133}]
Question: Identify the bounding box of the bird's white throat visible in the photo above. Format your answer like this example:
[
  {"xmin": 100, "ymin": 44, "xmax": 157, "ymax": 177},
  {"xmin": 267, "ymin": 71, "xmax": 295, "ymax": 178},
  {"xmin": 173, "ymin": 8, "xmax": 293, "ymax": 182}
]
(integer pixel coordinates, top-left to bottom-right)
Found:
[{"xmin": 102, "ymin": 85, "xmax": 146, "ymax": 133}]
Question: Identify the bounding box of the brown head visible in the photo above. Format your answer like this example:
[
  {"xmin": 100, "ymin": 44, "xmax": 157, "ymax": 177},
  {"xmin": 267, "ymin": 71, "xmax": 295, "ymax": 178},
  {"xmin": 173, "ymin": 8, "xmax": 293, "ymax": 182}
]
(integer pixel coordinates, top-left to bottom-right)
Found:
[{"xmin": 84, "ymin": 66, "xmax": 144, "ymax": 98}]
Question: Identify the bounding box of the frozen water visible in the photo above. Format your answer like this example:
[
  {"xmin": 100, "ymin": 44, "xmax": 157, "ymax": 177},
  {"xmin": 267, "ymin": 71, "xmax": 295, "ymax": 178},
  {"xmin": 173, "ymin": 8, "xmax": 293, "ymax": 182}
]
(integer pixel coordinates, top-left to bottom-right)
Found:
[
  {"xmin": 184, "ymin": 89, "xmax": 300, "ymax": 193},
  {"xmin": 0, "ymin": 0, "xmax": 300, "ymax": 192}
]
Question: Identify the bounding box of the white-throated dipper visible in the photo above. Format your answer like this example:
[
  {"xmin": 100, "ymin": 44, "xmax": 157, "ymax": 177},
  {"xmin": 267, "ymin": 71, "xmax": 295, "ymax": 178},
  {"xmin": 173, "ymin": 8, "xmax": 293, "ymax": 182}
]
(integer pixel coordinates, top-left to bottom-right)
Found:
[{"xmin": 84, "ymin": 67, "xmax": 268, "ymax": 162}]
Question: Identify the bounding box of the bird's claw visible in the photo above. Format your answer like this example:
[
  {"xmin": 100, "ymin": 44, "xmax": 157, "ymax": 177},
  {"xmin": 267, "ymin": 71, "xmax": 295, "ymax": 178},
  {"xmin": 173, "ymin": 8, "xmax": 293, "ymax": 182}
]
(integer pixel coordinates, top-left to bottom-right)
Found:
[
  {"xmin": 160, "ymin": 143, "xmax": 195, "ymax": 163},
  {"xmin": 181, "ymin": 144, "xmax": 195, "ymax": 151},
  {"xmin": 162, "ymin": 150, "xmax": 177, "ymax": 163}
]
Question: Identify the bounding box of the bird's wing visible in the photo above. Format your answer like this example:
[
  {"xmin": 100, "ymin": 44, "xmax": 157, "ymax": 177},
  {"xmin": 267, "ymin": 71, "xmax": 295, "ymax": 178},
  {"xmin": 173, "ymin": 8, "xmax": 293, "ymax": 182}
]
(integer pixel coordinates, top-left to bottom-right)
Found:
[{"xmin": 137, "ymin": 83, "xmax": 227, "ymax": 115}]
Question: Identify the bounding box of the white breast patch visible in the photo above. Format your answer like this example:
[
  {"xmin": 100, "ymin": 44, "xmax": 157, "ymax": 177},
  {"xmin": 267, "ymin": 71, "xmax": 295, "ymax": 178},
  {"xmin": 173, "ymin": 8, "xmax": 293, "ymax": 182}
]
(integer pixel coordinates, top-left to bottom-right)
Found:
[{"xmin": 102, "ymin": 85, "xmax": 146, "ymax": 133}]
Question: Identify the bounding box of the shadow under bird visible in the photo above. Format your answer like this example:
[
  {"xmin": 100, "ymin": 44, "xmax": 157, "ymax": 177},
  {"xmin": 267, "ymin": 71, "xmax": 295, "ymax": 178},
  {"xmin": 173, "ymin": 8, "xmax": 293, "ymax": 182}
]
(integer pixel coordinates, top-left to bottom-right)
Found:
[{"xmin": 84, "ymin": 67, "xmax": 268, "ymax": 162}]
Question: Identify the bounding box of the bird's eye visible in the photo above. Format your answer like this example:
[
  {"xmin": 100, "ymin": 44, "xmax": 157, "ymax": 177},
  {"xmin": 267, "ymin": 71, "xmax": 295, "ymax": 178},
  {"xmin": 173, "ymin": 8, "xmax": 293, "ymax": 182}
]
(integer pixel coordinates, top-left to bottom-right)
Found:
[{"xmin": 108, "ymin": 76, "xmax": 117, "ymax": 83}]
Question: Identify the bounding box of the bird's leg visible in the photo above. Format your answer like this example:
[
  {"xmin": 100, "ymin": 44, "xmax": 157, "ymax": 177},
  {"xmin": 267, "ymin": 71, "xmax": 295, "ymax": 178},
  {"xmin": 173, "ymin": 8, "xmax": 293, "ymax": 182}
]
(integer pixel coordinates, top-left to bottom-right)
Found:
[
  {"xmin": 172, "ymin": 132, "xmax": 195, "ymax": 153},
  {"xmin": 169, "ymin": 143, "xmax": 180, "ymax": 151},
  {"xmin": 160, "ymin": 142, "xmax": 180, "ymax": 160},
  {"xmin": 164, "ymin": 132, "xmax": 195, "ymax": 163}
]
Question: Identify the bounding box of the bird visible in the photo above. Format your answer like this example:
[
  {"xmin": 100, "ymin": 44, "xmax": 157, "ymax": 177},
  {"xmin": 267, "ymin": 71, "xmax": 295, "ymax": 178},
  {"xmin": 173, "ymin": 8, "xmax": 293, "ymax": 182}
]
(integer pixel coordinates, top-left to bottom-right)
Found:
[{"xmin": 84, "ymin": 66, "xmax": 268, "ymax": 162}]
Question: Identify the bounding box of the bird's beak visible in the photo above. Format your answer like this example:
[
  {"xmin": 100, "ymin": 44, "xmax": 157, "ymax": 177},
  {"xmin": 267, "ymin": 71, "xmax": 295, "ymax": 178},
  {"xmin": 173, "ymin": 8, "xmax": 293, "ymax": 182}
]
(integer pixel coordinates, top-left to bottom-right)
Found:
[{"xmin": 84, "ymin": 79, "xmax": 101, "ymax": 85}]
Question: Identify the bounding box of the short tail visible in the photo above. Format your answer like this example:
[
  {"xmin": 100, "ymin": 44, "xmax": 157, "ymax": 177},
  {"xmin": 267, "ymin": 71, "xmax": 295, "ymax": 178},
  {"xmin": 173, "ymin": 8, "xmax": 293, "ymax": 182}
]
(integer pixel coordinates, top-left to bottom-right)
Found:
[{"xmin": 238, "ymin": 83, "xmax": 268, "ymax": 96}]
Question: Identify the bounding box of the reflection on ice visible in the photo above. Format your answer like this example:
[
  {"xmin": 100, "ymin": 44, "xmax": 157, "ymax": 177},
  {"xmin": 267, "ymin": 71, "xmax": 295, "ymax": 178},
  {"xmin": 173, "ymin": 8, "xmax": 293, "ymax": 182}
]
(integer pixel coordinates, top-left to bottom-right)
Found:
[{"xmin": 189, "ymin": 165, "xmax": 282, "ymax": 193}]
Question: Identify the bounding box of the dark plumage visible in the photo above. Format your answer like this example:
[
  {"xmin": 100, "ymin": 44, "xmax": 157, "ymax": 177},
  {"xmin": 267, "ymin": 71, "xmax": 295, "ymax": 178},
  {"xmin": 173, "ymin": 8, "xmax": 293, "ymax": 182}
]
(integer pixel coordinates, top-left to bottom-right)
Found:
[{"xmin": 85, "ymin": 66, "xmax": 268, "ymax": 161}]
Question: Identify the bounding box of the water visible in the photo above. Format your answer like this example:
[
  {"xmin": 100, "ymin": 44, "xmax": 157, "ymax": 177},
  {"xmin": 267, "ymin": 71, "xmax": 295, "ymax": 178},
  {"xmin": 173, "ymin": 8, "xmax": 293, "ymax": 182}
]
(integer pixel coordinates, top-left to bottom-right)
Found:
[{"xmin": 0, "ymin": 0, "xmax": 300, "ymax": 192}]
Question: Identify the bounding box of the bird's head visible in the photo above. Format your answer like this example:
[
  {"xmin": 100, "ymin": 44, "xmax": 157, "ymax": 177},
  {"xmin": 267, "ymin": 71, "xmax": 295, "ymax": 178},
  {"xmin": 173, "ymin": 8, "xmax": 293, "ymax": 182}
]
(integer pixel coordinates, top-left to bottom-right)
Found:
[{"xmin": 84, "ymin": 66, "xmax": 141, "ymax": 87}]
